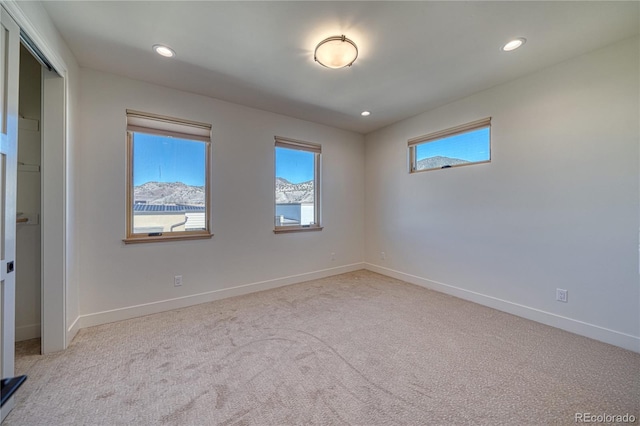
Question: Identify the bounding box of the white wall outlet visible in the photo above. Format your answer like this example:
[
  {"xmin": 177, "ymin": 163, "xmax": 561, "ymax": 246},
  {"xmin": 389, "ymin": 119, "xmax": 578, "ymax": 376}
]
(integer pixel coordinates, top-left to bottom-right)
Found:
[
  {"xmin": 380, "ymin": 251, "xmax": 386, "ymax": 260},
  {"xmin": 556, "ymin": 288, "xmax": 568, "ymax": 303},
  {"xmin": 331, "ymin": 252, "xmax": 336, "ymax": 261},
  {"xmin": 174, "ymin": 275, "xmax": 183, "ymax": 287}
]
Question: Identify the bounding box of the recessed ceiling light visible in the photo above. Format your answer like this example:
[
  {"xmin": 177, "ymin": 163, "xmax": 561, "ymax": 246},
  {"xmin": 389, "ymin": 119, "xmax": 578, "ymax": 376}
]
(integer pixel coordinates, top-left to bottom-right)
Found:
[
  {"xmin": 153, "ymin": 44, "xmax": 176, "ymax": 58},
  {"xmin": 502, "ymin": 38, "xmax": 526, "ymax": 52},
  {"xmin": 361, "ymin": 111, "xmax": 371, "ymax": 117}
]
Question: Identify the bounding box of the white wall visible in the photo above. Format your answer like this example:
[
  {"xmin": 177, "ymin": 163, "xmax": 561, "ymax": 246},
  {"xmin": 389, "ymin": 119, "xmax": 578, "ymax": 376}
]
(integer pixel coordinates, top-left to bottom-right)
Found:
[
  {"xmin": 76, "ymin": 68, "xmax": 364, "ymax": 324},
  {"xmin": 364, "ymin": 37, "xmax": 640, "ymax": 351},
  {"xmin": 16, "ymin": 45, "xmax": 42, "ymax": 341}
]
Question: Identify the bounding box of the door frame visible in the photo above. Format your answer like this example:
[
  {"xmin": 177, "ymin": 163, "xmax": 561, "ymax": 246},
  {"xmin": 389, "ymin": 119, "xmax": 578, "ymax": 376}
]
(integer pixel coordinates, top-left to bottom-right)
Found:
[
  {"xmin": 0, "ymin": 5, "xmax": 20, "ymax": 421},
  {"xmin": 3, "ymin": 0, "xmax": 69, "ymax": 354},
  {"xmin": 41, "ymin": 68, "xmax": 66, "ymax": 353}
]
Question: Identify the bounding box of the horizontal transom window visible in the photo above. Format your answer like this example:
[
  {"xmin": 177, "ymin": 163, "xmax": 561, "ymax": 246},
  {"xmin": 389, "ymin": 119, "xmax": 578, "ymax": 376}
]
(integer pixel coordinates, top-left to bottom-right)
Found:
[{"xmin": 409, "ymin": 117, "xmax": 491, "ymax": 173}]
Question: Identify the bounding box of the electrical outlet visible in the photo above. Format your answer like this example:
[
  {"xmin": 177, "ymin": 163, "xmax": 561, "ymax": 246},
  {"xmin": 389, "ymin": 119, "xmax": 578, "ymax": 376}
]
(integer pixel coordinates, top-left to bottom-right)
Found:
[
  {"xmin": 174, "ymin": 275, "xmax": 183, "ymax": 287},
  {"xmin": 331, "ymin": 252, "xmax": 336, "ymax": 261},
  {"xmin": 380, "ymin": 251, "xmax": 386, "ymax": 260},
  {"xmin": 556, "ymin": 288, "xmax": 568, "ymax": 303}
]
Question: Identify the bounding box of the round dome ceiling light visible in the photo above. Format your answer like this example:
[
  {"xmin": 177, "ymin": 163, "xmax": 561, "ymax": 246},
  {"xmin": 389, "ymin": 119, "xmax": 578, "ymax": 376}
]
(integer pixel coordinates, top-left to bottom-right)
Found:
[
  {"xmin": 502, "ymin": 38, "xmax": 526, "ymax": 52},
  {"xmin": 153, "ymin": 44, "xmax": 176, "ymax": 58},
  {"xmin": 361, "ymin": 111, "xmax": 371, "ymax": 116},
  {"xmin": 314, "ymin": 35, "xmax": 358, "ymax": 69}
]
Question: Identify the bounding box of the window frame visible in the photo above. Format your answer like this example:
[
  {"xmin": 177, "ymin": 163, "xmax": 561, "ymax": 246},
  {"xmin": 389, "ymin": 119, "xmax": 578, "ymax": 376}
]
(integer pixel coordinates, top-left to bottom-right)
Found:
[
  {"xmin": 408, "ymin": 117, "xmax": 491, "ymax": 173},
  {"xmin": 274, "ymin": 136, "xmax": 322, "ymax": 234},
  {"xmin": 123, "ymin": 110, "xmax": 213, "ymax": 244}
]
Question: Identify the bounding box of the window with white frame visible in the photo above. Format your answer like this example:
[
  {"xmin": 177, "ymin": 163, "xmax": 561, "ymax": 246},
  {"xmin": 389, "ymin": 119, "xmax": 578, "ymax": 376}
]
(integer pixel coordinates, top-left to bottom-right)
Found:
[
  {"xmin": 274, "ymin": 136, "xmax": 322, "ymax": 233},
  {"xmin": 409, "ymin": 117, "xmax": 491, "ymax": 173},
  {"xmin": 124, "ymin": 110, "xmax": 212, "ymax": 243}
]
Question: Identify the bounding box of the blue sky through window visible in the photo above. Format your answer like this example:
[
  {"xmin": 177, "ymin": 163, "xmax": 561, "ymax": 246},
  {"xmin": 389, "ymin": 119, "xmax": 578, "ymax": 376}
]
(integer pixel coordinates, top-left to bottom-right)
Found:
[
  {"xmin": 416, "ymin": 127, "xmax": 490, "ymax": 162},
  {"xmin": 133, "ymin": 133, "xmax": 206, "ymax": 186},
  {"xmin": 275, "ymin": 147, "xmax": 314, "ymax": 184}
]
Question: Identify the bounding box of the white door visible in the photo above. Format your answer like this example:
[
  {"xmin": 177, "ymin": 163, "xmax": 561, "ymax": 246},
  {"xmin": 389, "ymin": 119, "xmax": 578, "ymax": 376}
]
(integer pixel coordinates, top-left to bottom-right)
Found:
[{"xmin": 0, "ymin": 6, "xmax": 20, "ymax": 422}]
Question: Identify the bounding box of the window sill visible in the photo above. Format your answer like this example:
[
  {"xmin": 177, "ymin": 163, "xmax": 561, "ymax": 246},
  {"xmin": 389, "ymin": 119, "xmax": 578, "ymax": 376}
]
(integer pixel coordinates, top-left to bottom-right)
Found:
[
  {"xmin": 274, "ymin": 226, "xmax": 323, "ymax": 234},
  {"xmin": 123, "ymin": 233, "xmax": 213, "ymax": 244}
]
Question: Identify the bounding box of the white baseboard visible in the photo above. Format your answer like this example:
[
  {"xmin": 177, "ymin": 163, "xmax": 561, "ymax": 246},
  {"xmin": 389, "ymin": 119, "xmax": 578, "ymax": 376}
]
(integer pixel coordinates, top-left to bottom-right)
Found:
[
  {"xmin": 365, "ymin": 263, "xmax": 640, "ymax": 353},
  {"xmin": 67, "ymin": 316, "xmax": 81, "ymax": 347},
  {"xmin": 16, "ymin": 323, "xmax": 41, "ymax": 342},
  {"xmin": 76, "ymin": 263, "xmax": 366, "ymax": 330}
]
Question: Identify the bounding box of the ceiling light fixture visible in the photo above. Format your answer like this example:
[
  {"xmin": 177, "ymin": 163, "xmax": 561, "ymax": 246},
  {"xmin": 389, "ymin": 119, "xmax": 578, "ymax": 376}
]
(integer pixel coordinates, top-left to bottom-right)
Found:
[
  {"xmin": 153, "ymin": 44, "xmax": 176, "ymax": 58},
  {"xmin": 314, "ymin": 35, "xmax": 358, "ymax": 69},
  {"xmin": 502, "ymin": 38, "xmax": 526, "ymax": 52},
  {"xmin": 361, "ymin": 111, "xmax": 371, "ymax": 117}
]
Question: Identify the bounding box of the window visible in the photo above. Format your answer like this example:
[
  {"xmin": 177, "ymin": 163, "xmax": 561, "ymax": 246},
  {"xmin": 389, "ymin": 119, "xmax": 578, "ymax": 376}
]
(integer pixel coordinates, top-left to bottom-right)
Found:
[
  {"xmin": 274, "ymin": 136, "xmax": 322, "ymax": 233},
  {"xmin": 409, "ymin": 117, "xmax": 491, "ymax": 173},
  {"xmin": 124, "ymin": 110, "xmax": 212, "ymax": 243}
]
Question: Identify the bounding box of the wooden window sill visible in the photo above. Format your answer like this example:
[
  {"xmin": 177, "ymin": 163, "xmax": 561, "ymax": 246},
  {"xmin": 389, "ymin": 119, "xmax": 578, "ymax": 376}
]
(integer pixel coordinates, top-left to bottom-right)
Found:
[
  {"xmin": 274, "ymin": 226, "xmax": 323, "ymax": 234},
  {"xmin": 123, "ymin": 233, "xmax": 213, "ymax": 244}
]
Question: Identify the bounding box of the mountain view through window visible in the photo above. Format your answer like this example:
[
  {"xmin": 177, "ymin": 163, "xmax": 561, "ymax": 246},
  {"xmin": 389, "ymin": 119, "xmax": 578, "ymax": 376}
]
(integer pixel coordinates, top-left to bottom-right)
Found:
[
  {"xmin": 275, "ymin": 146, "xmax": 316, "ymax": 227},
  {"xmin": 132, "ymin": 133, "xmax": 207, "ymax": 234}
]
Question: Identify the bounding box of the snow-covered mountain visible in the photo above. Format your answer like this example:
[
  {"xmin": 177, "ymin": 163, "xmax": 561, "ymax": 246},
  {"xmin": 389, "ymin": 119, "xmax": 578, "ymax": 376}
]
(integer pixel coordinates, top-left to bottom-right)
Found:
[
  {"xmin": 134, "ymin": 179, "xmax": 314, "ymax": 206},
  {"xmin": 275, "ymin": 177, "xmax": 314, "ymax": 203},
  {"xmin": 134, "ymin": 182, "xmax": 205, "ymax": 205},
  {"xmin": 416, "ymin": 156, "xmax": 470, "ymax": 170}
]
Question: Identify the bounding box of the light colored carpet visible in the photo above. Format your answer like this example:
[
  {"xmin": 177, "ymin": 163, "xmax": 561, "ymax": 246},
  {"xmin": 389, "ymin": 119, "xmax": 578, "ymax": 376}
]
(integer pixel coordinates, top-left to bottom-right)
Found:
[{"xmin": 5, "ymin": 270, "xmax": 639, "ymax": 425}]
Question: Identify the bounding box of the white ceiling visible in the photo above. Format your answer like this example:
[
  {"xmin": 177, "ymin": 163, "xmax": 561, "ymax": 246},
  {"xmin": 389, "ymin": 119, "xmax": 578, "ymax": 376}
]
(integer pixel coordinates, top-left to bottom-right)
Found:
[{"xmin": 40, "ymin": 1, "xmax": 639, "ymax": 134}]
